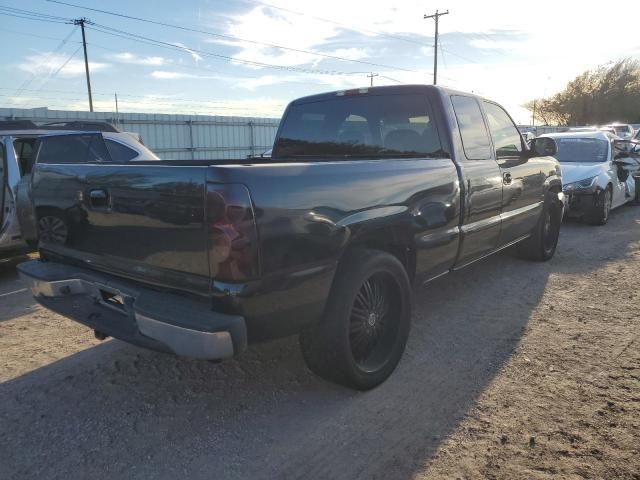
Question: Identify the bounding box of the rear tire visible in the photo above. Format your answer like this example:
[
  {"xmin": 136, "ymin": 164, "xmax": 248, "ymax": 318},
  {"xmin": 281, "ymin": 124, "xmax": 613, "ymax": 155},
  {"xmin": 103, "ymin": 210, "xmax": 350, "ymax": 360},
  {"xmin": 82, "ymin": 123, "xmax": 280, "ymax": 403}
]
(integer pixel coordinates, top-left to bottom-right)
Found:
[
  {"xmin": 584, "ymin": 187, "xmax": 612, "ymax": 226},
  {"xmin": 517, "ymin": 192, "xmax": 562, "ymax": 262},
  {"xmin": 299, "ymin": 249, "xmax": 412, "ymax": 390}
]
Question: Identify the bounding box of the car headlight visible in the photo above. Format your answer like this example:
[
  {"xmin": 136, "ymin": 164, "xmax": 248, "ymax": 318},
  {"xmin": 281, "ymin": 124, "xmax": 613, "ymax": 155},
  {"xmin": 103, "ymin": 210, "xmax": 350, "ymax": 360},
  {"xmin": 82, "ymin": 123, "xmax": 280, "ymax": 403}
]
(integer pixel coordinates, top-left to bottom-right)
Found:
[{"xmin": 563, "ymin": 176, "xmax": 597, "ymax": 192}]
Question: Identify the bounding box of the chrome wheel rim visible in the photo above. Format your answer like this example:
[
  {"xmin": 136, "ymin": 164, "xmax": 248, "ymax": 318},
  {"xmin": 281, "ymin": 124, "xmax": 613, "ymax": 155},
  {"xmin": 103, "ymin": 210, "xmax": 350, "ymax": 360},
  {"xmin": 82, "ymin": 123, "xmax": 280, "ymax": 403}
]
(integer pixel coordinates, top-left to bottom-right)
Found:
[
  {"xmin": 603, "ymin": 190, "xmax": 611, "ymax": 221},
  {"xmin": 38, "ymin": 216, "xmax": 68, "ymax": 244},
  {"xmin": 349, "ymin": 272, "xmax": 401, "ymax": 372}
]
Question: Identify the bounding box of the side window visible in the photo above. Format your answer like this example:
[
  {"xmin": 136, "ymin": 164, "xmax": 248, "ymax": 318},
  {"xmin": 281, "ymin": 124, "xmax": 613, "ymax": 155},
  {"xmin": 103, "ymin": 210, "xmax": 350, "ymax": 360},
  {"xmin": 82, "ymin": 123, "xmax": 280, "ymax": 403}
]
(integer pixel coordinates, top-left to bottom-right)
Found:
[
  {"xmin": 451, "ymin": 95, "xmax": 492, "ymax": 160},
  {"xmin": 37, "ymin": 134, "xmax": 110, "ymax": 164},
  {"xmin": 482, "ymin": 102, "xmax": 523, "ymax": 158},
  {"xmin": 105, "ymin": 139, "xmax": 138, "ymax": 162}
]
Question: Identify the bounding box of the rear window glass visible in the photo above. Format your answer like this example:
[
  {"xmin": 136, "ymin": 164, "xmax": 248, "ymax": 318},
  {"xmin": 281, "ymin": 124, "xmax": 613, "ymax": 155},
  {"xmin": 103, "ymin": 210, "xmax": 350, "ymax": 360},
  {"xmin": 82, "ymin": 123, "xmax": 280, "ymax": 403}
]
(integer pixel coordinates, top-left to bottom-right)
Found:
[
  {"xmin": 613, "ymin": 126, "xmax": 630, "ymax": 135},
  {"xmin": 451, "ymin": 95, "xmax": 492, "ymax": 160},
  {"xmin": 37, "ymin": 134, "xmax": 110, "ymax": 164},
  {"xmin": 273, "ymin": 94, "xmax": 443, "ymax": 159}
]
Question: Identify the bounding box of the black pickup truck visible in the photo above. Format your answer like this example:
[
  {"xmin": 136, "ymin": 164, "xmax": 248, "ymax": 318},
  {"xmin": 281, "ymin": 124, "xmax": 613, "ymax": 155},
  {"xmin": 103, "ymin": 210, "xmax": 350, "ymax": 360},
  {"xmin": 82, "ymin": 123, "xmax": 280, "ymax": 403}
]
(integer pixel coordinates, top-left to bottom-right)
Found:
[{"xmin": 18, "ymin": 85, "xmax": 563, "ymax": 389}]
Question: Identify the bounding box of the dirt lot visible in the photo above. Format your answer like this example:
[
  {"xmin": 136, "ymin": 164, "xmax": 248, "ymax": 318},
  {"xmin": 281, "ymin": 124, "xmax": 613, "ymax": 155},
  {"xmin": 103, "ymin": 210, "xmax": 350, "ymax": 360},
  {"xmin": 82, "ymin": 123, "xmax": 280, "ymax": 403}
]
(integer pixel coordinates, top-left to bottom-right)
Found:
[{"xmin": 0, "ymin": 207, "xmax": 638, "ymax": 480}]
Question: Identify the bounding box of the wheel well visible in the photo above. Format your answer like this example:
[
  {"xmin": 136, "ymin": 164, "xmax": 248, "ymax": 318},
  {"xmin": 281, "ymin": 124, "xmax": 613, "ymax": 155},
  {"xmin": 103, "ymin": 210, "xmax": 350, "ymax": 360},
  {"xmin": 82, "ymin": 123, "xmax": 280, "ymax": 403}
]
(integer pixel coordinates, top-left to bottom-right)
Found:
[
  {"xmin": 35, "ymin": 206, "xmax": 66, "ymax": 218},
  {"xmin": 342, "ymin": 229, "xmax": 415, "ymax": 281}
]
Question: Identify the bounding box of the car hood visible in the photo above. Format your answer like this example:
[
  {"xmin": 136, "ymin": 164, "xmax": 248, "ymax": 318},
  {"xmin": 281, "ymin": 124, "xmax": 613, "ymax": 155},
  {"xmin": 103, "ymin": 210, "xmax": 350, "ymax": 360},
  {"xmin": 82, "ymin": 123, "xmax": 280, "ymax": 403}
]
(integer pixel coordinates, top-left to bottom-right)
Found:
[{"xmin": 560, "ymin": 163, "xmax": 606, "ymax": 185}]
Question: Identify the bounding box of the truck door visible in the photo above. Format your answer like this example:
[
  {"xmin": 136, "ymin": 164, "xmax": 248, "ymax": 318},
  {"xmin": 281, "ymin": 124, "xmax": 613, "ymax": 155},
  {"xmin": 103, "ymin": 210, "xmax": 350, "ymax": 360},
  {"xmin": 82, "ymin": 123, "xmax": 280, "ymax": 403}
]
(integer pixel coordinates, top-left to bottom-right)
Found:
[
  {"xmin": 482, "ymin": 101, "xmax": 544, "ymax": 245},
  {"xmin": 450, "ymin": 95, "xmax": 503, "ymax": 267}
]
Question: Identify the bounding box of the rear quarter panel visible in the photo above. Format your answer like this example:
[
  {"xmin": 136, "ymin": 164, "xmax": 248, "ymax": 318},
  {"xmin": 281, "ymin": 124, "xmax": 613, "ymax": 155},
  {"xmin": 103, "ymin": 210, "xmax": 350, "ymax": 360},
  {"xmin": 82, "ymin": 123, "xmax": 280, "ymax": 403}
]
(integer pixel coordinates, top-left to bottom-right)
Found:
[{"xmin": 207, "ymin": 158, "xmax": 461, "ymax": 339}]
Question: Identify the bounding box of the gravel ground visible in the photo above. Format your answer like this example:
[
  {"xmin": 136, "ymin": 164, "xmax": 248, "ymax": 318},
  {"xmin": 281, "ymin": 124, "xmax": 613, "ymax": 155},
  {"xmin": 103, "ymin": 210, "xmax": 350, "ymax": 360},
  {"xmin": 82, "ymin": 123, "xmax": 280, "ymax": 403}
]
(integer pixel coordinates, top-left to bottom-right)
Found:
[{"xmin": 0, "ymin": 206, "xmax": 638, "ymax": 480}]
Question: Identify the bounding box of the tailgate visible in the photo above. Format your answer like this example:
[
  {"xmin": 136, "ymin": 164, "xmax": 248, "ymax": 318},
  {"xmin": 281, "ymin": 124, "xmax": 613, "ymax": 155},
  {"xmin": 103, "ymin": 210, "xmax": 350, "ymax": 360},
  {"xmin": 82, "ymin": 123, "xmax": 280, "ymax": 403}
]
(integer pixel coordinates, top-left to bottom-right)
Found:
[{"xmin": 32, "ymin": 163, "xmax": 210, "ymax": 294}]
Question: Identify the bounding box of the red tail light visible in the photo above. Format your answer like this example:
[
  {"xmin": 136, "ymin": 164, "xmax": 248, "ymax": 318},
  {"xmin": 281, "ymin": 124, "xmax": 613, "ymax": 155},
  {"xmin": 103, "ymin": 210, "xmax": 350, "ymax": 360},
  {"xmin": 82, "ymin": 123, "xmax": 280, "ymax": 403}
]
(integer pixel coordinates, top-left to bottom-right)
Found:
[{"xmin": 206, "ymin": 183, "xmax": 259, "ymax": 281}]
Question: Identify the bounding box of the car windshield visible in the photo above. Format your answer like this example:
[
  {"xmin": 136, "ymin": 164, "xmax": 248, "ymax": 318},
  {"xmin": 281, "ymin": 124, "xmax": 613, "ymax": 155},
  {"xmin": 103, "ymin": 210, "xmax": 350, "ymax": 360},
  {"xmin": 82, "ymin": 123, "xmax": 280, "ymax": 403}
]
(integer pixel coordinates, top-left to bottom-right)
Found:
[{"xmin": 552, "ymin": 137, "xmax": 609, "ymax": 163}]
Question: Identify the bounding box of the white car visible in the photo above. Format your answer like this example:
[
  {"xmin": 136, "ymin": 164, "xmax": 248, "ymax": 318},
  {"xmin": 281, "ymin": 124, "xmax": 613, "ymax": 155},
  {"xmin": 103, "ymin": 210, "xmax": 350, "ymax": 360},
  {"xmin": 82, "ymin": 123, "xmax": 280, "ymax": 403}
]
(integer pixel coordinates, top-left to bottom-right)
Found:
[
  {"xmin": 603, "ymin": 124, "xmax": 634, "ymax": 140},
  {"xmin": 0, "ymin": 121, "xmax": 158, "ymax": 257},
  {"xmin": 541, "ymin": 131, "xmax": 637, "ymax": 225}
]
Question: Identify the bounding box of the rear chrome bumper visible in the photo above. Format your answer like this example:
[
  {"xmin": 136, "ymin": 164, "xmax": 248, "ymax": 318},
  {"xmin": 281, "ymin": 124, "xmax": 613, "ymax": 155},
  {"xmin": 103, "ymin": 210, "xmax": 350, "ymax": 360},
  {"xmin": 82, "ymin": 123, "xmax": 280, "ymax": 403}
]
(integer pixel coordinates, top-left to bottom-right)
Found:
[{"xmin": 18, "ymin": 260, "xmax": 247, "ymax": 360}]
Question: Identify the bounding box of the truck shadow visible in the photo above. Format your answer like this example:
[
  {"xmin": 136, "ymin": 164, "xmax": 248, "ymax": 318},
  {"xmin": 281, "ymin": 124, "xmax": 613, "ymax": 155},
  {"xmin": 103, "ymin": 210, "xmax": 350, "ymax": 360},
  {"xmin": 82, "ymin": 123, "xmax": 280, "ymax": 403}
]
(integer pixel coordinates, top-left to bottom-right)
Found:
[
  {"xmin": 1, "ymin": 208, "xmax": 639, "ymax": 479},
  {"xmin": 0, "ymin": 254, "xmax": 39, "ymax": 322}
]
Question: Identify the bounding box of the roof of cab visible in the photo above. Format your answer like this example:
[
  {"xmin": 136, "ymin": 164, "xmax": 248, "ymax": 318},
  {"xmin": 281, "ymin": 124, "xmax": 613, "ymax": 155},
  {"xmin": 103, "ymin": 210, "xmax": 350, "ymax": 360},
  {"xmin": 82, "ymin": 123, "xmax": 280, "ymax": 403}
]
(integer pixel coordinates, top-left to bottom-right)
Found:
[{"xmin": 288, "ymin": 84, "xmax": 489, "ymax": 105}]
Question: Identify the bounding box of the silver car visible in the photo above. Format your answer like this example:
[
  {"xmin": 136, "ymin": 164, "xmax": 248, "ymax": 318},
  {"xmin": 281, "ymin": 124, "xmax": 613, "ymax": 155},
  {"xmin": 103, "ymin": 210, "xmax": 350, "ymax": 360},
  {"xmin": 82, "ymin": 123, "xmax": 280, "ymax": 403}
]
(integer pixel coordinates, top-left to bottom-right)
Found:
[{"xmin": 0, "ymin": 121, "xmax": 158, "ymax": 257}]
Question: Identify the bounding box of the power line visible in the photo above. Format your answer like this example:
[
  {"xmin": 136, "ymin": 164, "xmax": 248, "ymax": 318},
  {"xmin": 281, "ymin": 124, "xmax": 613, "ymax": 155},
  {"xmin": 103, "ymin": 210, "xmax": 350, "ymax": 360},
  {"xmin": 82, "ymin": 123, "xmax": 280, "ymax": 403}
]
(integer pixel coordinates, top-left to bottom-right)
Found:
[
  {"xmin": 46, "ymin": 0, "xmax": 421, "ymax": 74},
  {"xmin": 87, "ymin": 22, "xmax": 372, "ymax": 76},
  {"xmin": 0, "ymin": 11, "xmax": 70, "ymax": 24},
  {"xmin": 378, "ymin": 75, "xmax": 402, "ymax": 84},
  {"xmin": 0, "ymin": 6, "xmax": 71, "ymax": 21},
  {"xmin": 34, "ymin": 45, "xmax": 83, "ymax": 93},
  {"xmin": 14, "ymin": 25, "xmax": 79, "ymax": 98},
  {"xmin": 438, "ymin": 36, "xmax": 448, "ymax": 75},
  {"xmin": 440, "ymin": 46, "xmax": 480, "ymax": 65},
  {"xmin": 0, "ymin": 27, "xmax": 77, "ymax": 42}
]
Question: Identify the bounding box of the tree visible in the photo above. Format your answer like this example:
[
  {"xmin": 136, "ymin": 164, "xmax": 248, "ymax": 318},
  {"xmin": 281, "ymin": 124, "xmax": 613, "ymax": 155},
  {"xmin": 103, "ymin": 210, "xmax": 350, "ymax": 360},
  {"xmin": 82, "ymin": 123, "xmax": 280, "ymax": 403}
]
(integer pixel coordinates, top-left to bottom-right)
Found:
[{"xmin": 524, "ymin": 59, "xmax": 640, "ymax": 126}]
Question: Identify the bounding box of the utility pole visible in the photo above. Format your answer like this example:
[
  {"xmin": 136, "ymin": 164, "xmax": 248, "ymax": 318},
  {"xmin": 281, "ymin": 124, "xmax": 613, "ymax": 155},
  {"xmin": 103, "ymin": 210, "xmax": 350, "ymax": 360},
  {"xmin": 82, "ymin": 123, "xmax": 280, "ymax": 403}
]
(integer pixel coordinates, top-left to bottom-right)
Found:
[
  {"xmin": 366, "ymin": 72, "xmax": 379, "ymax": 87},
  {"xmin": 74, "ymin": 18, "xmax": 94, "ymax": 112},
  {"xmin": 424, "ymin": 9, "xmax": 449, "ymax": 85},
  {"xmin": 532, "ymin": 99, "xmax": 536, "ymax": 127}
]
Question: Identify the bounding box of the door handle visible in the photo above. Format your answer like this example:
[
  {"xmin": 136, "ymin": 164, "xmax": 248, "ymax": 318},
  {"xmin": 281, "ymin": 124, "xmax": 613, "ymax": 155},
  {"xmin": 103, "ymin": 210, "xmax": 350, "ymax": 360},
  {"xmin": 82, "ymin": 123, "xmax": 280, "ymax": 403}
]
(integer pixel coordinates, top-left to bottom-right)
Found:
[
  {"xmin": 89, "ymin": 189, "xmax": 109, "ymax": 209},
  {"xmin": 503, "ymin": 172, "xmax": 512, "ymax": 185}
]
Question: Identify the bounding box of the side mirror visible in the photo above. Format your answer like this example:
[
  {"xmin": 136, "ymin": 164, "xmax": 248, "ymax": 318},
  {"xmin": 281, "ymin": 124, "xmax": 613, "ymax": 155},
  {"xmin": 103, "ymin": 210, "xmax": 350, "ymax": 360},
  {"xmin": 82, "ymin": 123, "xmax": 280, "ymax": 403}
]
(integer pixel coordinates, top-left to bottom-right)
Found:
[{"xmin": 531, "ymin": 137, "xmax": 557, "ymax": 157}]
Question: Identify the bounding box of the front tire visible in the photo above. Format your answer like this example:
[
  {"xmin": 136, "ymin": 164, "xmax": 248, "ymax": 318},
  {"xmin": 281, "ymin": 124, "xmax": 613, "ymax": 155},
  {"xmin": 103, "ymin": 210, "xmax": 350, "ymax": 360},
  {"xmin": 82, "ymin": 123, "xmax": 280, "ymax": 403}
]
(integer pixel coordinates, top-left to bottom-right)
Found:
[
  {"xmin": 585, "ymin": 187, "xmax": 612, "ymax": 226},
  {"xmin": 300, "ymin": 249, "xmax": 412, "ymax": 390},
  {"xmin": 38, "ymin": 213, "xmax": 69, "ymax": 244},
  {"xmin": 517, "ymin": 192, "xmax": 562, "ymax": 261}
]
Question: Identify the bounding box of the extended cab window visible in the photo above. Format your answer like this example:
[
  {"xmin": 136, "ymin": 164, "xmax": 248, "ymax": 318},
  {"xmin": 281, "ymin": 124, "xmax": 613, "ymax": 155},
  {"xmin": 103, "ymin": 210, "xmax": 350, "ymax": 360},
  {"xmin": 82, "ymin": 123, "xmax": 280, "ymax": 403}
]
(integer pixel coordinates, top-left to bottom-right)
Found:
[
  {"xmin": 105, "ymin": 139, "xmax": 138, "ymax": 162},
  {"xmin": 451, "ymin": 95, "xmax": 492, "ymax": 160},
  {"xmin": 482, "ymin": 101, "xmax": 523, "ymax": 158},
  {"xmin": 37, "ymin": 134, "xmax": 111, "ymax": 164},
  {"xmin": 273, "ymin": 94, "xmax": 442, "ymax": 159}
]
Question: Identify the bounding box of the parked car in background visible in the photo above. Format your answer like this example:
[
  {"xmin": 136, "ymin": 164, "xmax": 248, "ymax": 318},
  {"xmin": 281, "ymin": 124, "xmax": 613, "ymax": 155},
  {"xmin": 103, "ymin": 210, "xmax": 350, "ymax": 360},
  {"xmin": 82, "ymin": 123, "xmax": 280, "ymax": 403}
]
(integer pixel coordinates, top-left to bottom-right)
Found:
[
  {"xmin": 569, "ymin": 127, "xmax": 598, "ymax": 132},
  {"xmin": 18, "ymin": 85, "xmax": 563, "ymax": 390},
  {"xmin": 0, "ymin": 121, "xmax": 157, "ymax": 257},
  {"xmin": 541, "ymin": 131, "xmax": 637, "ymax": 225},
  {"xmin": 603, "ymin": 123, "xmax": 634, "ymax": 140}
]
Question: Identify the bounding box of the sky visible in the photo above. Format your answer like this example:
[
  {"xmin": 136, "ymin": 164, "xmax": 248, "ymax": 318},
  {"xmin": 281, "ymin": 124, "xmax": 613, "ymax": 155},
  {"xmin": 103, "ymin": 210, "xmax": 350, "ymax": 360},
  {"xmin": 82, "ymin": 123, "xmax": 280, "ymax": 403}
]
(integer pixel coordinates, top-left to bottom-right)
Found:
[{"xmin": 1, "ymin": 0, "xmax": 640, "ymax": 123}]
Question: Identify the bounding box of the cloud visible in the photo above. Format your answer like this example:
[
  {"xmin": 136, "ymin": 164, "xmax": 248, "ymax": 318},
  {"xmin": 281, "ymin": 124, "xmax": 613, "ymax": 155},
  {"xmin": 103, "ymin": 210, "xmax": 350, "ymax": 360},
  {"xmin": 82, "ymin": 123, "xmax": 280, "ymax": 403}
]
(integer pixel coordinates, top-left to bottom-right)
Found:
[
  {"xmin": 172, "ymin": 42, "xmax": 203, "ymax": 63},
  {"xmin": 329, "ymin": 48, "xmax": 369, "ymax": 61},
  {"xmin": 233, "ymin": 71, "xmax": 370, "ymax": 91},
  {"xmin": 223, "ymin": 5, "xmax": 341, "ymax": 68},
  {"xmin": 19, "ymin": 52, "xmax": 109, "ymax": 78},
  {"xmin": 111, "ymin": 52, "xmax": 171, "ymax": 66},
  {"xmin": 151, "ymin": 70, "xmax": 222, "ymax": 80}
]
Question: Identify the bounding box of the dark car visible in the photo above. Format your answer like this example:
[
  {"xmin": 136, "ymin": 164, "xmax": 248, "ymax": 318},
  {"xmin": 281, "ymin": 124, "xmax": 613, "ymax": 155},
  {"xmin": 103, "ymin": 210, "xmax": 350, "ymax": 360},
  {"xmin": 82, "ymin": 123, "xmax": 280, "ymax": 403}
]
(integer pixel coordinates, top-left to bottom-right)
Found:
[{"xmin": 18, "ymin": 85, "xmax": 563, "ymax": 390}]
